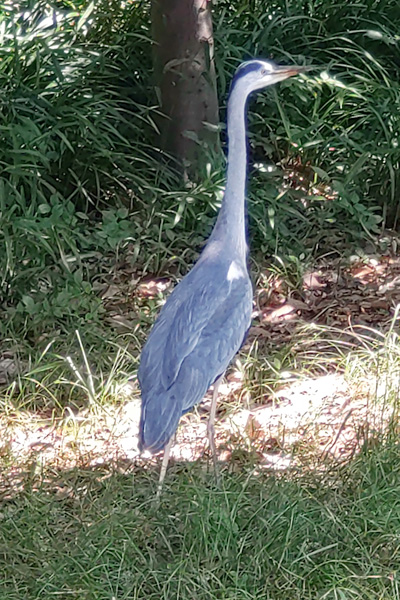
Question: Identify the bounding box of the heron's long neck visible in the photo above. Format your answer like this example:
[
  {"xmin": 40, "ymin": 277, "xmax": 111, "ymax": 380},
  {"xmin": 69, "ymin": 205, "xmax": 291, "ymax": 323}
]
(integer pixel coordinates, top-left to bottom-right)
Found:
[{"xmin": 209, "ymin": 86, "xmax": 248, "ymax": 259}]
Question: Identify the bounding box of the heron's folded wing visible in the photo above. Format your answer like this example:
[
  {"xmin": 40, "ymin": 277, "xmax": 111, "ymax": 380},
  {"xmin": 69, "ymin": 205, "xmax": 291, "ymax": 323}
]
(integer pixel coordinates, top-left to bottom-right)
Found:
[
  {"xmin": 139, "ymin": 265, "xmax": 246, "ymax": 393},
  {"xmin": 167, "ymin": 271, "xmax": 252, "ymax": 382},
  {"xmin": 166, "ymin": 275, "xmax": 232, "ymax": 381},
  {"xmin": 178, "ymin": 277, "xmax": 252, "ymax": 405},
  {"xmin": 138, "ymin": 267, "xmax": 252, "ymax": 452}
]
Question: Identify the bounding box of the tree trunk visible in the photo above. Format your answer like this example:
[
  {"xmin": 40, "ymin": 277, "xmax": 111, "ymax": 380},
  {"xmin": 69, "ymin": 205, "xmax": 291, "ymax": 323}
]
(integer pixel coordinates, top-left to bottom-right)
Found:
[{"xmin": 151, "ymin": 0, "xmax": 219, "ymax": 178}]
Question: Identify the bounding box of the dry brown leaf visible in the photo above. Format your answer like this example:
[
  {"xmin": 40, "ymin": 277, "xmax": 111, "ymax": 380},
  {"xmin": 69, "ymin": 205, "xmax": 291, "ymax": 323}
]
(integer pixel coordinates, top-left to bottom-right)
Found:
[
  {"xmin": 136, "ymin": 278, "xmax": 171, "ymax": 298},
  {"xmin": 106, "ymin": 315, "xmax": 135, "ymax": 330},
  {"xmin": 303, "ymin": 272, "xmax": 326, "ymax": 289},
  {"xmin": 263, "ymin": 303, "xmax": 297, "ymax": 322},
  {"xmin": 288, "ymin": 298, "xmax": 310, "ymax": 311},
  {"xmin": 101, "ymin": 285, "xmax": 122, "ymax": 300},
  {"xmin": 245, "ymin": 414, "xmax": 263, "ymax": 440}
]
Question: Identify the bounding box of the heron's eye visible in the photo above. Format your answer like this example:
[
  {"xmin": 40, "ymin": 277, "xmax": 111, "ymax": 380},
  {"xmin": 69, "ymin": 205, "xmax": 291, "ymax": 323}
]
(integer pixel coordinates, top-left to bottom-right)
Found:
[{"xmin": 260, "ymin": 68, "xmax": 268, "ymax": 75}]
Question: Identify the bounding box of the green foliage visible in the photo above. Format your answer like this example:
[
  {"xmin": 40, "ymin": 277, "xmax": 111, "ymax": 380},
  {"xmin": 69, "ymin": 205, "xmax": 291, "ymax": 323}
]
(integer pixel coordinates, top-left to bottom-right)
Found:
[
  {"xmin": 1, "ymin": 0, "xmax": 400, "ymax": 394},
  {"xmin": 1, "ymin": 442, "xmax": 400, "ymax": 598},
  {"xmin": 214, "ymin": 0, "xmax": 400, "ymax": 249},
  {"xmin": 0, "ymin": 1, "xmax": 155, "ymax": 207},
  {"xmin": 0, "ymin": 0, "xmax": 159, "ymax": 342}
]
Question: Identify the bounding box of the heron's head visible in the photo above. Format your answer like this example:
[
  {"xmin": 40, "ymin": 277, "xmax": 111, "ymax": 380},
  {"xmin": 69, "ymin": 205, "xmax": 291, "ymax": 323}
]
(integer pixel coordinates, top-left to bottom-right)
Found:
[{"xmin": 231, "ymin": 59, "xmax": 308, "ymax": 95}]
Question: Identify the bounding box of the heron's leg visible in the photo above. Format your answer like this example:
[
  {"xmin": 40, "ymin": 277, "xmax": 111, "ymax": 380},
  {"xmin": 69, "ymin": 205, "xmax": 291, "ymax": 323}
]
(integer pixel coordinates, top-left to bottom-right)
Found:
[
  {"xmin": 156, "ymin": 436, "xmax": 174, "ymax": 500},
  {"xmin": 208, "ymin": 374, "xmax": 223, "ymax": 481}
]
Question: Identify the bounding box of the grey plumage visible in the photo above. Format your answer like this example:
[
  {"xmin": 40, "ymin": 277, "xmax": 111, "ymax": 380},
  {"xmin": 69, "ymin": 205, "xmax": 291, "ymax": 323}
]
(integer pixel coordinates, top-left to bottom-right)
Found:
[
  {"xmin": 139, "ymin": 251, "xmax": 252, "ymax": 452},
  {"xmin": 138, "ymin": 59, "xmax": 306, "ymax": 455}
]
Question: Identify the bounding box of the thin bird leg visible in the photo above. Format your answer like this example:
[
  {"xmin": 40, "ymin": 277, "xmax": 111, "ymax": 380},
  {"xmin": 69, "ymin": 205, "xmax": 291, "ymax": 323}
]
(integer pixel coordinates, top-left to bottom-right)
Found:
[
  {"xmin": 207, "ymin": 375, "xmax": 223, "ymax": 482},
  {"xmin": 156, "ymin": 436, "xmax": 174, "ymax": 500}
]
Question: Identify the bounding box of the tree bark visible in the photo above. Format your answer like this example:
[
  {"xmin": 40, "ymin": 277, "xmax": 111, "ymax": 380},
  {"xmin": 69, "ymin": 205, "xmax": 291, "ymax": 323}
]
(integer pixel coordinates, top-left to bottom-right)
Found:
[{"xmin": 151, "ymin": 0, "xmax": 219, "ymax": 177}]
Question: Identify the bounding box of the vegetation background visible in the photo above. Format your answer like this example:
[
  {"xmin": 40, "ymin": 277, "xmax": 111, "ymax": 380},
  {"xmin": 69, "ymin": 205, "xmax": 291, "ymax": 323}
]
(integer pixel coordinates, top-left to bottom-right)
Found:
[
  {"xmin": 1, "ymin": 0, "xmax": 399, "ymax": 376},
  {"xmin": 1, "ymin": 1, "xmax": 400, "ymax": 598}
]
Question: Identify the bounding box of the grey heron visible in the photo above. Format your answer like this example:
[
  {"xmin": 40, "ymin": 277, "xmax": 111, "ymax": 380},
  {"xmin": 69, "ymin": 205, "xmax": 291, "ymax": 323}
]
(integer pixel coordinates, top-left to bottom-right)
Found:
[{"xmin": 138, "ymin": 59, "xmax": 307, "ymax": 490}]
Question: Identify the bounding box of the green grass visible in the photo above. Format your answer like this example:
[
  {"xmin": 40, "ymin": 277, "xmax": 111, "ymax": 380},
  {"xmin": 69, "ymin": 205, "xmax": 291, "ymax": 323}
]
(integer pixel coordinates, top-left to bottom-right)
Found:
[
  {"xmin": 1, "ymin": 0, "xmax": 400, "ymax": 337},
  {"xmin": 1, "ymin": 2, "xmax": 400, "ymax": 596},
  {"xmin": 1, "ymin": 442, "xmax": 400, "ymax": 599},
  {"xmin": 1, "ymin": 0, "xmax": 400, "ymax": 399}
]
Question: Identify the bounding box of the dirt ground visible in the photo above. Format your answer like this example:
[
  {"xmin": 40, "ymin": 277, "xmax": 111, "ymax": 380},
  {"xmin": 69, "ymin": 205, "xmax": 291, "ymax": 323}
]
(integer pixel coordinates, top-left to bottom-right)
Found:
[{"xmin": 1, "ymin": 250, "xmax": 400, "ymax": 494}]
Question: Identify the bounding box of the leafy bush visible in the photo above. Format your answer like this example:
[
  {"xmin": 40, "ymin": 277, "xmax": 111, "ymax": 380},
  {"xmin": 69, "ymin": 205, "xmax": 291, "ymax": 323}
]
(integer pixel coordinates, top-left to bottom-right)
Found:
[{"xmin": 0, "ymin": 0, "xmax": 161, "ymax": 338}]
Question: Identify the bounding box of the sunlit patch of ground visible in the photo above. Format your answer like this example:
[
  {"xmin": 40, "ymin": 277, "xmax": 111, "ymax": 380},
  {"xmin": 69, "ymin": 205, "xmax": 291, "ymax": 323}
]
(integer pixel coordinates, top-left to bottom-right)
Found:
[{"xmin": 0, "ymin": 368, "xmax": 395, "ymax": 502}]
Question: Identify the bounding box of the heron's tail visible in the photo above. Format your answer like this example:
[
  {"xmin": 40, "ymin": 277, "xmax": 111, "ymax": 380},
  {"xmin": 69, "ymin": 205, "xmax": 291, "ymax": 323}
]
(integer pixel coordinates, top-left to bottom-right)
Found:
[{"xmin": 138, "ymin": 392, "xmax": 182, "ymax": 454}]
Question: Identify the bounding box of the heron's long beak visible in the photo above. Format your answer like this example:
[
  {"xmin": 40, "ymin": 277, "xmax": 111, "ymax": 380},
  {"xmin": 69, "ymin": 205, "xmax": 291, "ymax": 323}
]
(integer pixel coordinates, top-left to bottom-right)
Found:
[{"xmin": 275, "ymin": 64, "xmax": 314, "ymax": 78}]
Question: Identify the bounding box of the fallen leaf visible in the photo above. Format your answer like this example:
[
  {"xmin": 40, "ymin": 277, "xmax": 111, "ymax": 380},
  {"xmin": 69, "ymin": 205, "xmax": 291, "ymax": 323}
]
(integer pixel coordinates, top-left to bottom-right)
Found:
[
  {"xmin": 263, "ymin": 303, "xmax": 297, "ymax": 322},
  {"xmin": 136, "ymin": 278, "xmax": 171, "ymax": 298},
  {"xmin": 288, "ymin": 298, "xmax": 310, "ymax": 311},
  {"xmin": 303, "ymin": 272, "xmax": 326, "ymax": 289}
]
